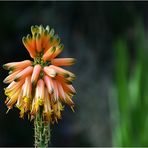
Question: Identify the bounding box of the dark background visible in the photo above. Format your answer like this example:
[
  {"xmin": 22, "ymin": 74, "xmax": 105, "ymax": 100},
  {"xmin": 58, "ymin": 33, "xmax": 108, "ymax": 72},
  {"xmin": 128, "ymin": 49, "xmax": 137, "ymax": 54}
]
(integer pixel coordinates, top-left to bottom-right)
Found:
[{"xmin": 0, "ymin": 1, "xmax": 147, "ymax": 147}]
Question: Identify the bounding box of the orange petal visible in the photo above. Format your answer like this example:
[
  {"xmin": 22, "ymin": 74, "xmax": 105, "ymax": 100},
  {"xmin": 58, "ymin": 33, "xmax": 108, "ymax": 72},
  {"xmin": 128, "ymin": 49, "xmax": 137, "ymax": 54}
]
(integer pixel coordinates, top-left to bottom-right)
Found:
[
  {"xmin": 5, "ymin": 80, "xmax": 24, "ymax": 94},
  {"xmin": 23, "ymin": 76, "xmax": 32, "ymax": 99},
  {"xmin": 56, "ymin": 81, "xmax": 66, "ymax": 102},
  {"xmin": 36, "ymin": 33, "xmax": 42, "ymax": 53},
  {"xmin": 17, "ymin": 82, "xmax": 30, "ymax": 118},
  {"xmin": 52, "ymin": 80, "xmax": 59, "ymax": 103},
  {"xmin": 3, "ymin": 70, "xmax": 22, "ymax": 84},
  {"xmin": 43, "ymin": 88, "xmax": 52, "ymax": 122},
  {"xmin": 42, "ymin": 31, "xmax": 50, "ymax": 49},
  {"xmin": 62, "ymin": 84, "xmax": 76, "ymax": 95},
  {"xmin": 22, "ymin": 36, "xmax": 36, "ymax": 58},
  {"xmin": 66, "ymin": 75, "xmax": 76, "ymax": 82},
  {"xmin": 31, "ymin": 34, "xmax": 37, "ymax": 52},
  {"xmin": 56, "ymin": 75, "xmax": 72, "ymax": 85},
  {"xmin": 31, "ymin": 79, "xmax": 44, "ymax": 115},
  {"xmin": 5, "ymin": 88, "xmax": 22, "ymax": 109},
  {"xmin": 49, "ymin": 65, "xmax": 75, "ymax": 78},
  {"xmin": 44, "ymin": 34, "xmax": 60, "ymax": 52},
  {"xmin": 14, "ymin": 66, "xmax": 33, "ymax": 82},
  {"xmin": 51, "ymin": 34, "xmax": 60, "ymax": 47},
  {"xmin": 51, "ymin": 58, "xmax": 76, "ymax": 67},
  {"xmin": 36, "ymin": 79, "xmax": 45, "ymax": 101},
  {"xmin": 43, "ymin": 66, "xmax": 57, "ymax": 78},
  {"xmin": 42, "ymin": 46, "xmax": 56, "ymax": 62},
  {"xmin": 30, "ymin": 97, "xmax": 38, "ymax": 116},
  {"xmin": 65, "ymin": 94, "xmax": 75, "ymax": 107},
  {"xmin": 3, "ymin": 60, "xmax": 32, "ymax": 71},
  {"xmin": 31, "ymin": 64, "xmax": 42, "ymax": 85},
  {"xmin": 44, "ymin": 75, "xmax": 54, "ymax": 94},
  {"xmin": 51, "ymin": 44, "xmax": 64, "ymax": 59},
  {"xmin": 43, "ymin": 28, "xmax": 55, "ymax": 51},
  {"xmin": 6, "ymin": 81, "xmax": 16, "ymax": 90},
  {"xmin": 15, "ymin": 87, "xmax": 23, "ymax": 109}
]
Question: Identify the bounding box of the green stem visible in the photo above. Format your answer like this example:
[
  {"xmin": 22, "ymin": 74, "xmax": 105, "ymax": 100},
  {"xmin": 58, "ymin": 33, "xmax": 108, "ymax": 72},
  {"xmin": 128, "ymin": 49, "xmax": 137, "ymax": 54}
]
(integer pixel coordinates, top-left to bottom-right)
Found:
[{"xmin": 34, "ymin": 110, "xmax": 50, "ymax": 148}]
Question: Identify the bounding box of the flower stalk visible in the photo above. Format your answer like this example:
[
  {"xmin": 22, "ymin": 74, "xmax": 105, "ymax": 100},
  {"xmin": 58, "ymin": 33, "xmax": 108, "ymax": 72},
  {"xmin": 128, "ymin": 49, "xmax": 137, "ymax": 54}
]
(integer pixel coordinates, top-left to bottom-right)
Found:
[{"xmin": 34, "ymin": 109, "xmax": 50, "ymax": 148}]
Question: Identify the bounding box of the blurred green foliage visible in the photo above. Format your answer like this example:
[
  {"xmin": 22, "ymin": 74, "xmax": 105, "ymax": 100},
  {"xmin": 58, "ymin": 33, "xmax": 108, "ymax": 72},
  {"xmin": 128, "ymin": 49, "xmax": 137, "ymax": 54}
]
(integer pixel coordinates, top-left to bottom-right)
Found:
[{"xmin": 113, "ymin": 19, "xmax": 148, "ymax": 146}]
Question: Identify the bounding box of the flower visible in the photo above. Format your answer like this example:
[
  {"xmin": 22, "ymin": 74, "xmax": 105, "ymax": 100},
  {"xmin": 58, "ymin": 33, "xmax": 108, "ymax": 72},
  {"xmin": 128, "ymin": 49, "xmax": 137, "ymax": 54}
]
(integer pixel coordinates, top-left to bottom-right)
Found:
[{"xmin": 3, "ymin": 25, "xmax": 76, "ymax": 123}]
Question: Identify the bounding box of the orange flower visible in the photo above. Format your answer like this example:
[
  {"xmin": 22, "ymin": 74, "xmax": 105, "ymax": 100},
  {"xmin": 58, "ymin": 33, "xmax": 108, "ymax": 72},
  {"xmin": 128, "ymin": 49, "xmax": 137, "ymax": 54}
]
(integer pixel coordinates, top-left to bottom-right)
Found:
[{"xmin": 3, "ymin": 25, "xmax": 76, "ymax": 123}]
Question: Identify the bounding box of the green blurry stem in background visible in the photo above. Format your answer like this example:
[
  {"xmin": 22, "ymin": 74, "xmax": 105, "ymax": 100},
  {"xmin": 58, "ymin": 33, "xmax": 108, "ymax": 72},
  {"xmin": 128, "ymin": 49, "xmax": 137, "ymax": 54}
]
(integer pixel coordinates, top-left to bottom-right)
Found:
[
  {"xmin": 113, "ymin": 37, "xmax": 132, "ymax": 146},
  {"xmin": 112, "ymin": 19, "xmax": 148, "ymax": 147}
]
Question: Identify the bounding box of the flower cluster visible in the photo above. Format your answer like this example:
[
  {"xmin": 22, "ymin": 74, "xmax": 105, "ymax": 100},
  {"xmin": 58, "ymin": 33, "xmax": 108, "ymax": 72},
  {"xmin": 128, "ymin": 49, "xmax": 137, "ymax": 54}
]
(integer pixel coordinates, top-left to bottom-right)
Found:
[{"xmin": 3, "ymin": 25, "xmax": 76, "ymax": 123}]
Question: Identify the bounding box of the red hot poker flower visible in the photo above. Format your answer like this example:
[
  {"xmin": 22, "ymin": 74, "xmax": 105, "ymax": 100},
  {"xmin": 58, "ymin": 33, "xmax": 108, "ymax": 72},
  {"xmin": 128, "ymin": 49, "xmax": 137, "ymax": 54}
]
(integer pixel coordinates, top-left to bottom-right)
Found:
[{"xmin": 3, "ymin": 25, "xmax": 76, "ymax": 123}]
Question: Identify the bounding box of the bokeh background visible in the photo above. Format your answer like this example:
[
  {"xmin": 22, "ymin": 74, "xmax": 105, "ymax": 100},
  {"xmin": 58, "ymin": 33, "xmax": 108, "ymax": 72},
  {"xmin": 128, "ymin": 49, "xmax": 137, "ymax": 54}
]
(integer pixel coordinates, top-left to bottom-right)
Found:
[{"xmin": 1, "ymin": 1, "xmax": 148, "ymax": 147}]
